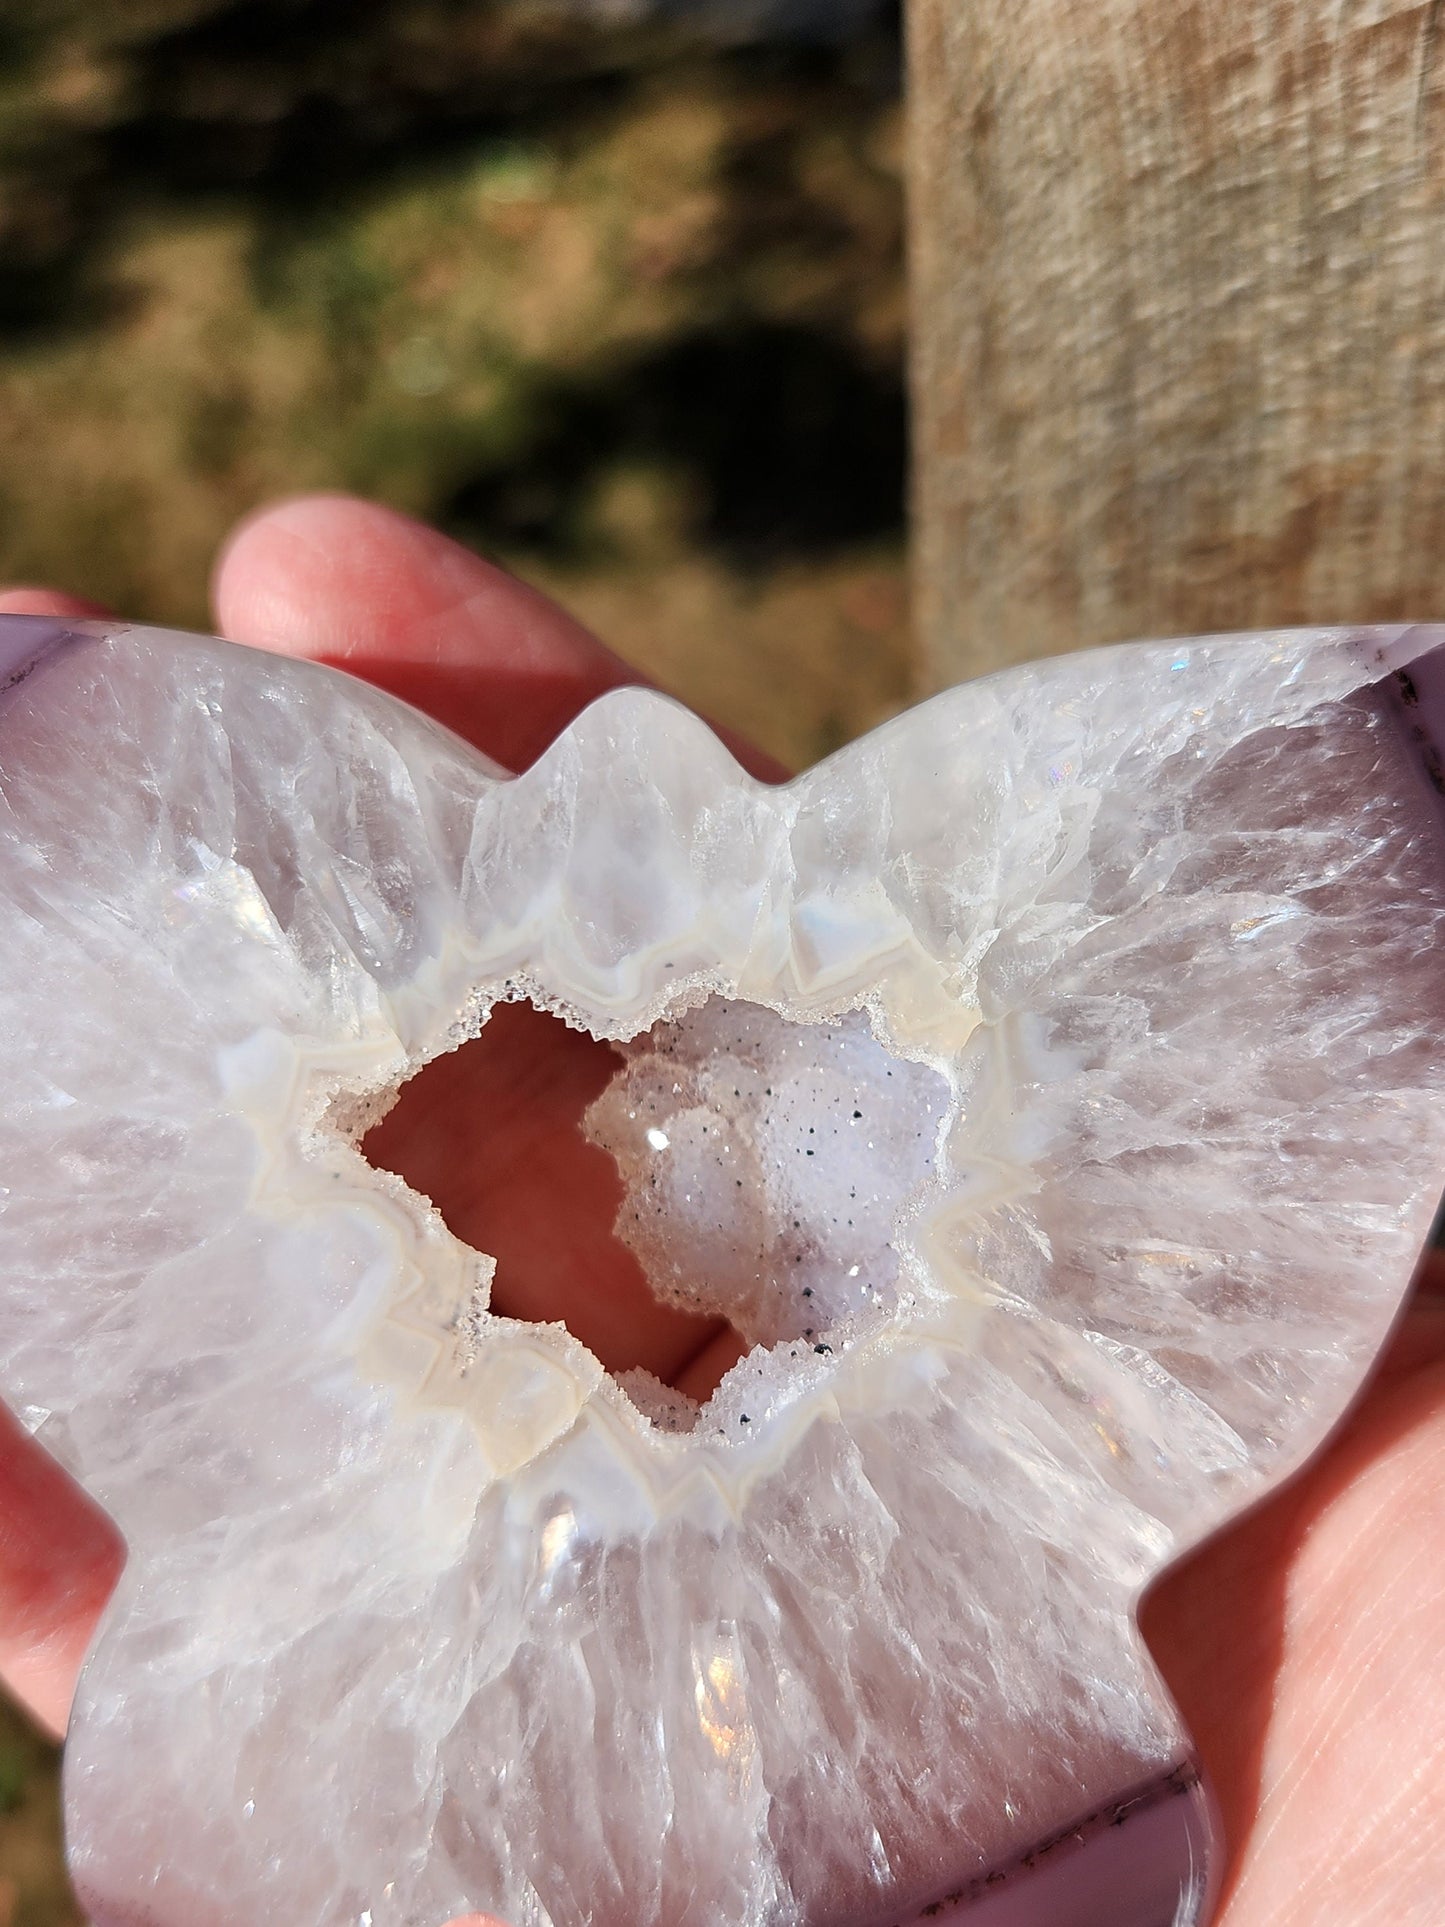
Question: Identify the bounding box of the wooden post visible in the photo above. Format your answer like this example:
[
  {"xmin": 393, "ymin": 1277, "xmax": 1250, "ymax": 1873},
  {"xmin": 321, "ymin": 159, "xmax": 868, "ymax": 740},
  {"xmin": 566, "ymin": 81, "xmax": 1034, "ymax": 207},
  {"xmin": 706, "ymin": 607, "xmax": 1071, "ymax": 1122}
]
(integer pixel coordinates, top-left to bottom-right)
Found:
[{"xmin": 909, "ymin": 0, "xmax": 1445, "ymax": 684}]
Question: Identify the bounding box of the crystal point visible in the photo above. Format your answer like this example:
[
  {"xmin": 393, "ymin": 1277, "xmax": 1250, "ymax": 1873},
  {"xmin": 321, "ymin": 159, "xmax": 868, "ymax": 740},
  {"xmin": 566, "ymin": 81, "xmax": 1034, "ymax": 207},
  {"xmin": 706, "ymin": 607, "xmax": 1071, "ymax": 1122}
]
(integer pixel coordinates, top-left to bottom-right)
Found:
[{"xmin": 1, "ymin": 616, "xmax": 1443, "ymax": 1927}]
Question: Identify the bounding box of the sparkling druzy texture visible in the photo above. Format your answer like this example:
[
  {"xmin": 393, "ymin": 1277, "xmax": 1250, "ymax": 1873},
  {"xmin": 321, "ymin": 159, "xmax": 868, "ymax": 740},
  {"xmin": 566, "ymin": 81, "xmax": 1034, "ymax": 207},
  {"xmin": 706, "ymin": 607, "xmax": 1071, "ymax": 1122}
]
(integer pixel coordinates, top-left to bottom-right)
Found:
[{"xmin": 2, "ymin": 617, "xmax": 1445, "ymax": 1927}]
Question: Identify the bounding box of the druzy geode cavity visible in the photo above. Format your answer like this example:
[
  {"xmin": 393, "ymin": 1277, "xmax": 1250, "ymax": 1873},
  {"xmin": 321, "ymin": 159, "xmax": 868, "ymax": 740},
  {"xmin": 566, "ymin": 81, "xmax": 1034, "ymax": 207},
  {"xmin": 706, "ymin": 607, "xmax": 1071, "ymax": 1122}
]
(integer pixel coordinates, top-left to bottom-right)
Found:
[{"xmin": 2, "ymin": 614, "xmax": 1444, "ymax": 1927}]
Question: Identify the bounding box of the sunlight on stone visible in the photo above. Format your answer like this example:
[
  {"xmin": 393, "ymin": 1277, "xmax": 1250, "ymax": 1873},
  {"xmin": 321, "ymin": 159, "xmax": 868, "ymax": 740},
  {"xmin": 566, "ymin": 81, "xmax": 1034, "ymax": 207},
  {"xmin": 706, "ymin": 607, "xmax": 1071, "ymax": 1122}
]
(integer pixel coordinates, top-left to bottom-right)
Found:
[{"xmin": 3, "ymin": 614, "xmax": 1445, "ymax": 1926}]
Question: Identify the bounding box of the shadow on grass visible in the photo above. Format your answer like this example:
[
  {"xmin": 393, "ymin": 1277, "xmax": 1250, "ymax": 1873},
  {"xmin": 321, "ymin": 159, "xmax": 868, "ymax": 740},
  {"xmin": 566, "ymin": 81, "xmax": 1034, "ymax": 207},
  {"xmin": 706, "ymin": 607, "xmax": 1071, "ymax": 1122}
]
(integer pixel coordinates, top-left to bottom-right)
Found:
[
  {"xmin": 440, "ymin": 319, "xmax": 906, "ymax": 566},
  {"xmin": 0, "ymin": 1, "xmax": 901, "ymax": 329},
  {"xmin": 0, "ymin": 1, "xmax": 905, "ymax": 564}
]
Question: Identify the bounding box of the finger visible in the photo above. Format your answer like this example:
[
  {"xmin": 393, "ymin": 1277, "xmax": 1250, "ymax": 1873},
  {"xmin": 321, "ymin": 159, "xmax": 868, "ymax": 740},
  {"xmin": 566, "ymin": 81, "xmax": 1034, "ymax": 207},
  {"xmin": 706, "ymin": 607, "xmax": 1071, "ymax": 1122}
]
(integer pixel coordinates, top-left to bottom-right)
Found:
[
  {"xmin": 0, "ymin": 588, "xmax": 111, "ymax": 620},
  {"xmin": 364, "ymin": 1001, "xmax": 727, "ymax": 1385},
  {"xmin": 1364, "ymin": 1253, "xmax": 1445, "ymax": 1390},
  {"xmin": 0, "ymin": 1401, "xmax": 124, "ymax": 1739},
  {"xmin": 1375, "ymin": 1280, "xmax": 1445, "ymax": 1383},
  {"xmin": 212, "ymin": 493, "xmax": 784, "ymax": 777},
  {"xmin": 0, "ymin": 586, "xmax": 125, "ymax": 1736},
  {"xmin": 672, "ymin": 1322, "xmax": 751, "ymax": 1402},
  {"xmin": 1415, "ymin": 1246, "xmax": 1445, "ymax": 1298},
  {"xmin": 212, "ymin": 493, "xmax": 630, "ymax": 772},
  {"xmin": 1143, "ymin": 1348, "xmax": 1445, "ymax": 1923}
]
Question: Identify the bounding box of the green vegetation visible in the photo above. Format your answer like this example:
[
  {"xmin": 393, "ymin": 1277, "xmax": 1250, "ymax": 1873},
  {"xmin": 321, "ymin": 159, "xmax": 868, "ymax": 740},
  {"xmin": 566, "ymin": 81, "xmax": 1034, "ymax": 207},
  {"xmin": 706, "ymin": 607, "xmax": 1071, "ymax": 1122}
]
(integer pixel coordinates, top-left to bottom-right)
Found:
[
  {"xmin": 0, "ymin": 1699, "xmax": 79, "ymax": 1926},
  {"xmin": 0, "ymin": 0, "xmax": 911, "ymax": 768}
]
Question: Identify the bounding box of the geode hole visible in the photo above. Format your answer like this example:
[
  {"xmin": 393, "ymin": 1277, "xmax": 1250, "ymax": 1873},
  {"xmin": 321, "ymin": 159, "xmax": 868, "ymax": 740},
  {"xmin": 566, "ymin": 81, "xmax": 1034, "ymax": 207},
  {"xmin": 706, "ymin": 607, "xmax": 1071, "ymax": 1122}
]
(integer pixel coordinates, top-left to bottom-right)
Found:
[{"xmin": 363, "ymin": 996, "xmax": 948, "ymax": 1427}]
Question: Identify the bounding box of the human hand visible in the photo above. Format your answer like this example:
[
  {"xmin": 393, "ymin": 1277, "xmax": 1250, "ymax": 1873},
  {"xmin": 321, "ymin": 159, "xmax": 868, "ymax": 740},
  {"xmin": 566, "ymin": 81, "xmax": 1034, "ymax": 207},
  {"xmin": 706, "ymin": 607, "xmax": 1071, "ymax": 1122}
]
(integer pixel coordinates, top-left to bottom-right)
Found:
[{"xmin": 1, "ymin": 494, "xmax": 1443, "ymax": 1924}]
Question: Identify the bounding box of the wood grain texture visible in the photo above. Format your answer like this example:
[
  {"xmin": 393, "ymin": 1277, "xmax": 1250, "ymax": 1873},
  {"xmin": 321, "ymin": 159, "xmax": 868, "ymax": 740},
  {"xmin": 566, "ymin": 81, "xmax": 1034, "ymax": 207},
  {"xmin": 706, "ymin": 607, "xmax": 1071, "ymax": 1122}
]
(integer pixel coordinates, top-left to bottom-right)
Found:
[{"xmin": 909, "ymin": 0, "xmax": 1445, "ymax": 681}]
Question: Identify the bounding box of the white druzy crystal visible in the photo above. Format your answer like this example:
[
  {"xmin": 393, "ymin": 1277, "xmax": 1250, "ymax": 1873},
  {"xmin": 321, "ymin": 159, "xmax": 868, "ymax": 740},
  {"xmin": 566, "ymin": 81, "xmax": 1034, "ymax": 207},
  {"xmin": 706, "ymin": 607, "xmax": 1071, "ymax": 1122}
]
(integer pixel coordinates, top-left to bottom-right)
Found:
[
  {"xmin": 2, "ymin": 616, "xmax": 1445, "ymax": 1927},
  {"xmin": 587, "ymin": 1001, "xmax": 949, "ymax": 1359}
]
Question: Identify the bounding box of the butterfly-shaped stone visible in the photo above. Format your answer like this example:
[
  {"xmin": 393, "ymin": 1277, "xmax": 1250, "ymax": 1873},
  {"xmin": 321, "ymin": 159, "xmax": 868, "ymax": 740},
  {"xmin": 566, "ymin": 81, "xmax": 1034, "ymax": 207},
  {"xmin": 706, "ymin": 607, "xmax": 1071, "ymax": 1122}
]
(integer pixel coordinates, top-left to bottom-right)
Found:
[{"xmin": 1, "ymin": 614, "xmax": 1443, "ymax": 1927}]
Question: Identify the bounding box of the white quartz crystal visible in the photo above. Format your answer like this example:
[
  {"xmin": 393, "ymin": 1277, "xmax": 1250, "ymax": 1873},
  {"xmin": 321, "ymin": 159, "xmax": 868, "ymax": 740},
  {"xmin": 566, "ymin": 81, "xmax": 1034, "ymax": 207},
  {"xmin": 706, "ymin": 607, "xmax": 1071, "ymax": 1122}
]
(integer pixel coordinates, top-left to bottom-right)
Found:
[
  {"xmin": 1, "ymin": 617, "xmax": 1444, "ymax": 1927},
  {"xmin": 586, "ymin": 1001, "xmax": 948, "ymax": 1361}
]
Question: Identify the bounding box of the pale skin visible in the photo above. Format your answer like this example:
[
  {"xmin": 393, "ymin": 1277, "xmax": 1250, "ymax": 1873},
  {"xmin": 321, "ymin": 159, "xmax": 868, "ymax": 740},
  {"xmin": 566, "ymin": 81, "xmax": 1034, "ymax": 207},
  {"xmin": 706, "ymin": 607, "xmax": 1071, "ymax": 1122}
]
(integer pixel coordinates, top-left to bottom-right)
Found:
[{"xmin": 1, "ymin": 495, "xmax": 1442, "ymax": 1926}]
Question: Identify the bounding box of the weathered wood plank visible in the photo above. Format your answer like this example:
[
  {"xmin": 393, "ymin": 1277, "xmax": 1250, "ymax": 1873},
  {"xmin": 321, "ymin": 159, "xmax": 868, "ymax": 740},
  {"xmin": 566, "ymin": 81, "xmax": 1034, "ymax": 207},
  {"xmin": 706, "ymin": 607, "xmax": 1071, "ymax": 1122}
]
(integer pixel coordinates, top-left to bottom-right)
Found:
[{"xmin": 910, "ymin": 0, "xmax": 1445, "ymax": 680}]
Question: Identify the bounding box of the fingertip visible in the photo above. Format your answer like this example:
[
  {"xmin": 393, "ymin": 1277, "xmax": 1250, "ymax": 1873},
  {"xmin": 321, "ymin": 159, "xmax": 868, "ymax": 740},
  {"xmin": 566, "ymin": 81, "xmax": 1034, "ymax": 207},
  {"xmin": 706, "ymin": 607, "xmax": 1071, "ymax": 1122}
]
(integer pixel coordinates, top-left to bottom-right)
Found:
[
  {"xmin": 210, "ymin": 492, "xmax": 649, "ymax": 768},
  {"xmin": 210, "ymin": 491, "xmax": 788, "ymax": 777},
  {"xmin": 212, "ymin": 492, "xmax": 613, "ymax": 674},
  {"xmin": 0, "ymin": 1404, "xmax": 125, "ymax": 1740},
  {"xmin": 0, "ymin": 587, "xmax": 113, "ymax": 620},
  {"xmin": 1416, "ymin": 1248, "xmax": 1445, "ymax": 1297},
  {"xmin": 211, "ymin": 492, "xmax": 390, "ymax": 658}
]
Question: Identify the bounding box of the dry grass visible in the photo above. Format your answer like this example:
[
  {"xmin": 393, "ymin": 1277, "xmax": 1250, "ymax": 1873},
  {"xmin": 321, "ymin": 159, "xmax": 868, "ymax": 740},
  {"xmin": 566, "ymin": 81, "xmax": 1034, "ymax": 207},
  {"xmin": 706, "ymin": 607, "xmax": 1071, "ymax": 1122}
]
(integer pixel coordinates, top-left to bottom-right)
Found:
[
  {"xmin": 0, "ymin": 10, "xmax": 911, "ymax": 762},
  {"xmin": 0, "ymin": 1702, "xmax": 81, "ymax": 1927}
]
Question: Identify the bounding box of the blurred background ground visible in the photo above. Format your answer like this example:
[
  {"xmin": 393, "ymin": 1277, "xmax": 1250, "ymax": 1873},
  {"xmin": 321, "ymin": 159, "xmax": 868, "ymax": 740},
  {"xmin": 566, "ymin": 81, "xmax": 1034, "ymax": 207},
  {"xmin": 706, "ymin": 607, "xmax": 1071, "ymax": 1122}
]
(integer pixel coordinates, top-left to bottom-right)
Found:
[
  {"xmin": 0, "ymin": 1701, "xmax": 75, "ymax": 1927},
  {"xmin": 0, "ymin": 0, "xmax": 910, "ymax": 771},
  {"xmin": 0, "ymin": 2, "xmax": 908, "ymax": 1917}
]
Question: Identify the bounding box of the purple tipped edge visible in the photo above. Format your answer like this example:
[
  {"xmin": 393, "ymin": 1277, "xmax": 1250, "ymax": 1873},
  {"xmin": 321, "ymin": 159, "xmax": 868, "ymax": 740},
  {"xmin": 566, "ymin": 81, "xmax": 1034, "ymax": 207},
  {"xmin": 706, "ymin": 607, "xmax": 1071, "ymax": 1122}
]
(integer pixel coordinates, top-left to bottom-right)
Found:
[
  {"xmin": 0, "ymin": 613, "xmax": 79, "ymax": 695},
  {"xmin": 889, "ymin": 1764, "xmax": 1218, "ymax": 1927},
  {"xmin": 1389, "ymin": 631, "xmax": 1445, "ymax": 792}
]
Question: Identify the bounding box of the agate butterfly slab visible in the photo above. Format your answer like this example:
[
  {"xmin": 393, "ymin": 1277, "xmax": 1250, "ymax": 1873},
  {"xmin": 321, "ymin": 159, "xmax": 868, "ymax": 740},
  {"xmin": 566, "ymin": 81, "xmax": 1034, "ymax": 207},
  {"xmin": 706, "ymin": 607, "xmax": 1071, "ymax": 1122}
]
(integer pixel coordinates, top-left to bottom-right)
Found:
[{"xmin": 2, "ymin": 614, "xmax": 1444, "ymax": 1927}]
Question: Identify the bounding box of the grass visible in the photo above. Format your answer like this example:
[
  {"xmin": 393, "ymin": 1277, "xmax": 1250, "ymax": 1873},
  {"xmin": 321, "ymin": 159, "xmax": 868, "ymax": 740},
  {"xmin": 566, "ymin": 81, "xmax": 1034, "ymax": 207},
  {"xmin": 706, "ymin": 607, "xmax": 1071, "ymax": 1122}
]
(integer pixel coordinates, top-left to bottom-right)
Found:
[
  {"xmin": 0, "ymin": 0, "xmax": 911, "ymax": 766},
  {"xmin": 0, "ymin": 1700, "xmax": 80, "ymax": 1927}
]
